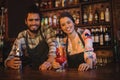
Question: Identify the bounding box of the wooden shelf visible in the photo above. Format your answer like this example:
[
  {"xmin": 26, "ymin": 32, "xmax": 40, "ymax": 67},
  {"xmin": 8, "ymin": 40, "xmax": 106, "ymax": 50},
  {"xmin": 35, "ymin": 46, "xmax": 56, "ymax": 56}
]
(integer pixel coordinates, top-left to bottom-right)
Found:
[{"xmin": 40, "ymin": 4, "xmax": 79, "ymax": 12}]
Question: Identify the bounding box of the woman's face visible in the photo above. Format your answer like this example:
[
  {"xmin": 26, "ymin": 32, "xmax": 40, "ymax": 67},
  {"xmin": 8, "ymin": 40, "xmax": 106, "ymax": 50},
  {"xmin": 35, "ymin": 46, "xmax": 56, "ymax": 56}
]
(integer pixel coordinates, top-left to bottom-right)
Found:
[
  {"xmin": 60, "ymin": 17, "xmax": 75, "ymax": 35},
  {"xmin": 25, "ymin": 13, "xmax": 40, "ymax": 33}
]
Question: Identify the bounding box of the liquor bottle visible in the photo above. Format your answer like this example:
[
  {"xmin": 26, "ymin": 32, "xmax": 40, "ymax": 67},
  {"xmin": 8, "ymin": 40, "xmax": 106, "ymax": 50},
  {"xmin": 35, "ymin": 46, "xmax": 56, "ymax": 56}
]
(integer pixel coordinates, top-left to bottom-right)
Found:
[
  {"xmin": 88, "ymin": 6, "xmax": 93, "ymax": 24},
  {"xmin": 52, "ymin": 14, "xmax": 58, "ymax": 28},
  {"xmin": 48, "ymin": 15, "xmax": 52, "ymax": 26},
  {"xmin": 15, "ymin": 47, "xmax": 23, "ymax": 70},
  {"xmin": 48, "ymin": 0, "xmax": 53, "ymax": 8},
  {"xmin": 93, "ymin": 8, "xmax": 99, "ymax": 24},
  {"xmin": 44, "ymin": 16, "xmax": 49, "ymax": 26},
  {"xmin": 104, "ymin": 27, "xmax": 110, "ymax": 46},
  {"xmin": 100, "ymin": 5, "xmax": 105, "ymax": 23},
  {"xmin": 72, "ymin": 11, "xmax": 77, "ymax": 23},
  {"xmin": 105, "ymin": 7, "xmax": 110, "ymax": 22},
  {"xmin": 99, "ymin": 26, "xmax": 104, "ymax": 46},
  {"xmin": 94, "ymin": 28, "xmax": 99, "ymax": 46},
  {"xmin": 83, "ymin": 10, "xmax": 88, "ymax": 24},
  {"xmin": 55, "ymin": 0, "xmax": 61, "ymax": 7}
]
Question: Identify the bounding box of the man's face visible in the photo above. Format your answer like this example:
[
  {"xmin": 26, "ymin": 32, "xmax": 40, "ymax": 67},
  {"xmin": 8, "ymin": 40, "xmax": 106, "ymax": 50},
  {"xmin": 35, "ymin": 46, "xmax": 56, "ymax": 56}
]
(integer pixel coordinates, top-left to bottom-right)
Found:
[{"xmin": 25, "ymin": 13, "xmax": 40, "ymax": 33}]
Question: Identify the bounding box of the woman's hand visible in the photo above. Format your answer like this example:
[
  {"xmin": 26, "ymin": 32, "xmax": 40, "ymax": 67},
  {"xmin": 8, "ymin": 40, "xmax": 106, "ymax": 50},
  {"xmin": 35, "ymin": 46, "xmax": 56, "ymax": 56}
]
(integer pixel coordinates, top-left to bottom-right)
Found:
[
  {"xmin": 78, "ymin": 63, "xmax": 91, "ymax": 71},
  {"xmin": 52, "ymin": 60, "xmax": 61, "ymax": 69}
]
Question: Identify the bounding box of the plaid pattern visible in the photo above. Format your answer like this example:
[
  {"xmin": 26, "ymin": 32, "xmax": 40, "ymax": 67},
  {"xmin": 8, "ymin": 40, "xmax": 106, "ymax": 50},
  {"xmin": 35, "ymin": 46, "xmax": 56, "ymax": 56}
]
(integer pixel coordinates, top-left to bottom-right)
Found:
[{"xmin": 7, "ymin": 25, "xmax": 57, "ymax": 59}]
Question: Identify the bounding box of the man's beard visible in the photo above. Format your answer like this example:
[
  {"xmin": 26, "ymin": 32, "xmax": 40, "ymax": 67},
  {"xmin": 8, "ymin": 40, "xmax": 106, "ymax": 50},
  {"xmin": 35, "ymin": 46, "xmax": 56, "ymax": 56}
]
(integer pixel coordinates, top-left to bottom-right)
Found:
[{"xmin": 28, "ymin": 28, "xmax": 40, "ymax": 34}]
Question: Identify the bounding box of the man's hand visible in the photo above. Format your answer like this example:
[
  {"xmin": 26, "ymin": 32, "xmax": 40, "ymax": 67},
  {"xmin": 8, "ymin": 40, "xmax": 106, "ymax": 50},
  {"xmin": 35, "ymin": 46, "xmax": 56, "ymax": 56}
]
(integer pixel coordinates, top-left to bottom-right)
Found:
[
  {"xmin": 39, "ymin": 61, "xmax": 52, "ymax": 71},
  {"xmin": 6, "ymin": 57, "xmax": 22, "ymax": 69}
]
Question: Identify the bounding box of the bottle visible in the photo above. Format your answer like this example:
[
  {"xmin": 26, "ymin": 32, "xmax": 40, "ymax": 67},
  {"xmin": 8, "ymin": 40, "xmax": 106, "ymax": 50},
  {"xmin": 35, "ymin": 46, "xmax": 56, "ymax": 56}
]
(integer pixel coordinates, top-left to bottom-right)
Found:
[
  {"xmin": 15, "ymin": 47, "xmax": 23, "ymax": 70},
  {"xmin": 44, "ymin": 16, "xmax": 49, "ymax": 26},
  {"xmin": 93, "ymin": 8, "xmax": 99, "ymax": 24},
  {"xmin": 41, "ymin": 17, "xmax": 45, "ymax": 26},
  {"xmin": 72, "ymin": 11, "xmax": 77, "ymax": 24},
  {"xmin": 94, "ymin": 28, "xmax": 99, "ymax": 46},
  {"xmin": 62, "ymin": 0, "xmax": 67, "ymax": 7},
  {"xmin": 48, "ymin": 0, "xmax": 53, "ymax": 8},
  {"xmin": 105, "ymin": 7, "xmax": 110, "ymax": 22},
  {"xmin": 83, "ymin": 10, "xmax": 88, "ymax": 24},
  {"xmin": 52, "ymin": 14, "xmax": 58, "ymax": 28},
  {"xmin": 99, "ymin": 26, "xmax": 104, "ymax": 46},
  {"xmin": 48, "ymin": 15, "xmax": 53, "ymax": 26},
  {"xmin": 104, "ymin": 27, "xmax": 110, "ymax": 45},
  {"xmin": 88, "ymin": 6, "xmax": 93, "ymax": 24},
  {"xmin": 55, "ymin": 0, "xmax": 61, "ymax": 7},
  {"xmin": 100, "ymin": 5, "xmax": 105, "ymax": 23}
]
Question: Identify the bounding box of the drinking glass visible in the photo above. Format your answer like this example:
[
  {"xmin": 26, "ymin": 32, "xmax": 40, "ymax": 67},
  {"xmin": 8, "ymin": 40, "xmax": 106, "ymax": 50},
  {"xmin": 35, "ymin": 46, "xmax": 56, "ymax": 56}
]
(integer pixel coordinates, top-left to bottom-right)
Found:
[{"xmin": 55, "ymin": 47, "xmax": 67, "ymax": 72}]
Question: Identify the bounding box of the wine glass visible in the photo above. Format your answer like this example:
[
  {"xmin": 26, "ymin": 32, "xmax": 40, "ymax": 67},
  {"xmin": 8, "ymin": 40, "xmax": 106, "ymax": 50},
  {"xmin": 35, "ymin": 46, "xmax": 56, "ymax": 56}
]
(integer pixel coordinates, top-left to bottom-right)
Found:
[{"xmin": 55, "ymin": 46, "xmax": 67, "ymax": 72}]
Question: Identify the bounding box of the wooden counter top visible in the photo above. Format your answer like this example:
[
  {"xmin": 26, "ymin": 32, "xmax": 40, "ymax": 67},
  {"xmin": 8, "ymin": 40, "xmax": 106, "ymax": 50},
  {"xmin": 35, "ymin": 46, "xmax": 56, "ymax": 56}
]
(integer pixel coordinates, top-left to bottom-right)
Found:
[{"xmin": 0, "ymin": 62, "xmax": 120, "ymax": 80}]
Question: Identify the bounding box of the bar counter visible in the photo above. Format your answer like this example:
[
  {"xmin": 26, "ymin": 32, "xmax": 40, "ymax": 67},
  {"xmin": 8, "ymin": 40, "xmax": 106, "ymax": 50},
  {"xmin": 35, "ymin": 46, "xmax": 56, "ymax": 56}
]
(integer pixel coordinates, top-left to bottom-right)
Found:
[{"xmin": 0, "ymin": 63, "xmax": 120, "ymax": 80}]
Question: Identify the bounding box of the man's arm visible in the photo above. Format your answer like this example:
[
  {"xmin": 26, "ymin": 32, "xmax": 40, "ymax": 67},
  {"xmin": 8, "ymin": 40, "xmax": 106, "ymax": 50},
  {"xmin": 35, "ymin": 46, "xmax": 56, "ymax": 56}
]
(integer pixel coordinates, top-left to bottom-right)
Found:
[{"xmin": 39, "ymin": 25, "xmax": 57, "ymax": 70}]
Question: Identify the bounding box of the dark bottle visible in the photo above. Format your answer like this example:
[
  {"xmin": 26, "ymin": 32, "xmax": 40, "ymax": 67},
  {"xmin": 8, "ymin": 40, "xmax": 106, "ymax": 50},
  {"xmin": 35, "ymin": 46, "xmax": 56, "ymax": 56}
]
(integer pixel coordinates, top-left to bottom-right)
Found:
[
  {"xmin": 94, "ymin": 28, "xmax": 100, "ymax": 46},
  {"xmin": 104, "ymin": 27, "xmax": 110, "ymax": 46},
  {"xmin": 99, "ymin": 26, "xmax": 104, "ymax": 46},
  {"xmin": 93, "ymin": 9, "xmax": 99, "ymax": 24},
  {"xmin": 83, "ymin": 11, "xmax": 88, "ymax": 24}
]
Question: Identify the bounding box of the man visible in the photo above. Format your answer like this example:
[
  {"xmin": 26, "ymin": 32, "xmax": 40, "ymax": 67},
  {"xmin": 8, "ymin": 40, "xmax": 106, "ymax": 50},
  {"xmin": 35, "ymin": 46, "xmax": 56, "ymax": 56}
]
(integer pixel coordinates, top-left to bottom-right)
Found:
[{"xmin": 4, "ymin": 4, "xmax": 56, "ymax": 70}]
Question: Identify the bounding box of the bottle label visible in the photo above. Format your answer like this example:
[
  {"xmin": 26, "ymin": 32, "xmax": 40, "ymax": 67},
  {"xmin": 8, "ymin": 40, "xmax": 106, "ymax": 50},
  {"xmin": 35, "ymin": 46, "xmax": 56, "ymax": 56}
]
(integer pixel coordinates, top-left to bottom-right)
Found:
[{"xmin": 105, "ymin": 35, "xmax": 109, "ymax": 41}]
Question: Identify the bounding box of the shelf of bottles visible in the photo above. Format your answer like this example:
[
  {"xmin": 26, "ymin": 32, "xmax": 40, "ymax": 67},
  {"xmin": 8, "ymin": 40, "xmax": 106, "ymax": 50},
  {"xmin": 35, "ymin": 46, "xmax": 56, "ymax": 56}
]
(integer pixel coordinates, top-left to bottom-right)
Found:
[
  {"xmin": 39, "ymin": 0, "xmax": 80, "ymax": 10},
  {"xmin": 81, "ymin": 2, "xmax": 112, "ymax": 48},
  {"xmin": 39, "ymin": 0, "xmax": 81, "ymax": 30},
  {"xmin": 40, "ymin": 8, "xmax": 80, "ymax": 29},
  {"xmin": 82, "ymin": 2, "xmax": 111, "ymax": 24},
  {"xmin": 39, "ymin": 0, "xmax": 112, "ymax": 46}
]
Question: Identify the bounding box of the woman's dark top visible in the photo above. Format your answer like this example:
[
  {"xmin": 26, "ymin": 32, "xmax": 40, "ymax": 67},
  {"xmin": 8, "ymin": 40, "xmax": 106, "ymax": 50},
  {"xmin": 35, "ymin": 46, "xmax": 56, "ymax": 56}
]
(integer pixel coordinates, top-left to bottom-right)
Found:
[{"xmin": 66, "ymin": 32, "xmax": 85, "ymax": 68}]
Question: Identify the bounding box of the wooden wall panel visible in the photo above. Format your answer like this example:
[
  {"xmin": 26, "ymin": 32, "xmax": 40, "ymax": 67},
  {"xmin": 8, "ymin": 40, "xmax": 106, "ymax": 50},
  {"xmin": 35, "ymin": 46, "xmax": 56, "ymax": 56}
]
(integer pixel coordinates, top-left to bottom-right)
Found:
[{"xmin": 8, "ymin": 0, "xmax": 34, "ymax": 38}]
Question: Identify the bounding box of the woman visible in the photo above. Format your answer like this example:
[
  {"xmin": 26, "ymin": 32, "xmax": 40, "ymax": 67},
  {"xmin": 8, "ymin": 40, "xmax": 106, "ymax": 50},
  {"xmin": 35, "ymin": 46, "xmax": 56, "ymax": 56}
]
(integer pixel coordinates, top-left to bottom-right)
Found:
[{"xmin": 53, "ymin": 12, "xmax": 96, "ymax": 71}]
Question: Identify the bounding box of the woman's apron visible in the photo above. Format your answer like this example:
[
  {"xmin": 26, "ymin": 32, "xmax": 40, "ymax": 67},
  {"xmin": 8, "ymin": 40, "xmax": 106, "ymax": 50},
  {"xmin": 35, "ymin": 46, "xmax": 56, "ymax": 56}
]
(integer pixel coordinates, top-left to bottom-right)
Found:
[{"xmin": 66, "ymin": 32, "xmax": 85, "ymax": 68}]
